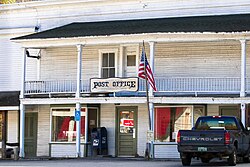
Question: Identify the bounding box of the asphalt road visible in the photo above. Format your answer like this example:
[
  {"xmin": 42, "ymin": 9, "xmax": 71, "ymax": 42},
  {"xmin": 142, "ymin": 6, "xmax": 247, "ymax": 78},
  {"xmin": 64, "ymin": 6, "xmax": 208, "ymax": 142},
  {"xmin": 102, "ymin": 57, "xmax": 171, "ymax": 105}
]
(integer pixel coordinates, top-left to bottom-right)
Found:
[{"xmin": 0, "ymin": 158, "xmax": 249, "ymax": 167}]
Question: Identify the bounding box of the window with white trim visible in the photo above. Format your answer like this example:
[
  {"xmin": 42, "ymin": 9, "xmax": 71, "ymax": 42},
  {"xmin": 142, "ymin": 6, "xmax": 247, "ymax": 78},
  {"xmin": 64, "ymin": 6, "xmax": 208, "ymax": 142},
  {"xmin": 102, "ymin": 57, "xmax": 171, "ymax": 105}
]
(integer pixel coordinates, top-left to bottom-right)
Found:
[
  {"xmin": 100, "ymin": 52, "xmax": 116, "ymax": 78},
  {"xmin": 51, "ymin": 108, "xmax": 86, "ymax": 142}
]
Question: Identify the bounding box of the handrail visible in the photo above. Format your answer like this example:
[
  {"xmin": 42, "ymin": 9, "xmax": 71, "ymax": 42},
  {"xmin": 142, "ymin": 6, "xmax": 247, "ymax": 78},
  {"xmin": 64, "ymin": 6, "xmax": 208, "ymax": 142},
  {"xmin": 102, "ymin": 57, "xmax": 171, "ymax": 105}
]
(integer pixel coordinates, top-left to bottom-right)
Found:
[{"xmin": 24, "ymin": 77, "xmax": 244, "ymax": 95}]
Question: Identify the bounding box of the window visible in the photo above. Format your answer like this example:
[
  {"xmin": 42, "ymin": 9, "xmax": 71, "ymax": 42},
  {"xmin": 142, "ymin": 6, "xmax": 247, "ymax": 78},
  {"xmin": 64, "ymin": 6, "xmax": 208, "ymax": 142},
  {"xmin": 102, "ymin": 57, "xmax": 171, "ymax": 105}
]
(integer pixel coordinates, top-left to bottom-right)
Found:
[
  {"xmin": 154, "ymin": 107, "xmax": 192, "ymax": 142},
  {"xmin": 127, "ymin": 55, "xmax": 136, "ymax": 66},
  {"xmin": 220, "ymin": 106, "xmax": 240, "ymax": 118},
  {"xmin": 0, "ymin": 112, "xmax": 4, "ymax": 141},
  {"xmin": 101, "ymin": 52, "xmax": 115, "ymax": 78},
  {"xmin": 51, "ymin": 108, "xmax": 86, "ymax": 142}
]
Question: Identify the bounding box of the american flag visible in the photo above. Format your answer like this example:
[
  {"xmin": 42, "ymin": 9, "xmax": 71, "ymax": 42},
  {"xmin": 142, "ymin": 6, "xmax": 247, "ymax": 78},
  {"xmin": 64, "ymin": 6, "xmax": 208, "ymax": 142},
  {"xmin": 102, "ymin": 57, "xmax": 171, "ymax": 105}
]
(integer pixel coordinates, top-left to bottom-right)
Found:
[{"xmin": 138, "ymin": 47, "xmax": 157, "ymax": 91}]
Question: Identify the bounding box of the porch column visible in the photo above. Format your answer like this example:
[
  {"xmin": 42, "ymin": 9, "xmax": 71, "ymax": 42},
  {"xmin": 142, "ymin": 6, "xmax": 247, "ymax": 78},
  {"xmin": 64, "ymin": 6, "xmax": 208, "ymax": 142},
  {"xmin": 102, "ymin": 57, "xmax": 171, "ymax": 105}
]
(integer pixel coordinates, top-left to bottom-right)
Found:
[
  {"xmin": 240, "ymin": 40, "xmax": 246, "ymax": 97},
  {"xmin": 148, "ymin": 41, "xmax": 155, "ymax": 130},
  {"xmin": 148, "ymin": 41, "xmax": 155, "ymax": 158},
  {"xmin": 241, "ymin": 103, "xmax": 246, "ymax": 127},
  {"xmin": 76, "ymin": 44, "xmax": 82, "ymax": 157},
  {"xmin": 19, "ymin": 48, "xmax": 27, "ymax": 158}
]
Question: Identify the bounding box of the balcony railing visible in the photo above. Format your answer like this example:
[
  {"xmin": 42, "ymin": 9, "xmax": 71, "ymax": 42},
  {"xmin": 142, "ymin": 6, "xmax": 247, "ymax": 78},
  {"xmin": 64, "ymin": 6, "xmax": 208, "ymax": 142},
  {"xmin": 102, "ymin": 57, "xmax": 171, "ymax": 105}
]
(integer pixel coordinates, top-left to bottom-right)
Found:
[{"xmin": 24, "ymin": 77, "xmax": 247, "ymax": 96}]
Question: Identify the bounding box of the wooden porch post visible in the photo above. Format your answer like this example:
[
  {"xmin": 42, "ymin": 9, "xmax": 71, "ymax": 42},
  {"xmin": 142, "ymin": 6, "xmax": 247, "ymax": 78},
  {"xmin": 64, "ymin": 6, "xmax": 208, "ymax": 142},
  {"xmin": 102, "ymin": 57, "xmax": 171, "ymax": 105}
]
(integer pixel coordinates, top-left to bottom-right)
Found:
[
  {"xmin": 19, "ymin": 48, "xmax": 27, "ymax": 158},
  {"xmin": 76, "ymin": 44, "xmax": 82, "ymax": 157}
]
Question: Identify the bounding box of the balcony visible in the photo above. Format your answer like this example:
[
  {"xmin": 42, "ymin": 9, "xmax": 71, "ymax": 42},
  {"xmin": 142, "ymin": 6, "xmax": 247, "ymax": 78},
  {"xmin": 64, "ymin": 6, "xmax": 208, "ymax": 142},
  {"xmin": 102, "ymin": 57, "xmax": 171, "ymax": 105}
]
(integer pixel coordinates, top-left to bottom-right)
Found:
[{"xmin": 24, "ymin": 77, "xmax": 249, "ymax": 97}]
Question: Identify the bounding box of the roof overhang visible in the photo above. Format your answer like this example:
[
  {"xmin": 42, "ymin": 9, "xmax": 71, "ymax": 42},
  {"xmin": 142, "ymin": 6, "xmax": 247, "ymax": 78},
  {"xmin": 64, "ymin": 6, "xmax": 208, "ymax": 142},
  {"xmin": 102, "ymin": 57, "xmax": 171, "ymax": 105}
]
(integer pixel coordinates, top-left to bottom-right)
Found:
[
  {"xmin": 11, "ymin": 14, "xmax": 250, "ymax": 48},
  {"xmin": 11, "ymin": 32, "xmax": 250, "ymax": 48}
]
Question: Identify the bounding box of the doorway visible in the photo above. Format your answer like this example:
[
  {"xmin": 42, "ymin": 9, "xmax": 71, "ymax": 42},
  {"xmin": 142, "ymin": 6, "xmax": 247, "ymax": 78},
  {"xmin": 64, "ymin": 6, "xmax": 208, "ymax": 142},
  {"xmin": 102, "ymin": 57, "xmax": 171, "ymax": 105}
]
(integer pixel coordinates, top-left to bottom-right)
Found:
[
  {"xmin": 116, "ymin": 106, "xmax": 137, "ymax": 157},
  {"xmin": 24, "ymin": 113, "xmax": 38, "ymax": 157}
]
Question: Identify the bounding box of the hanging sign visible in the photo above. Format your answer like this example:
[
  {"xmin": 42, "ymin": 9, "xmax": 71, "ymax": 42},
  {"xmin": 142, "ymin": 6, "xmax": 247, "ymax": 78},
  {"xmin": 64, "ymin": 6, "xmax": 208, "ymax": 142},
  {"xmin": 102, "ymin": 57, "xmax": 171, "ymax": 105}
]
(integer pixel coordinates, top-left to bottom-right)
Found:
[{"xmin": 90, "ymin": 77, "xmax": 138, "ymax": 93}]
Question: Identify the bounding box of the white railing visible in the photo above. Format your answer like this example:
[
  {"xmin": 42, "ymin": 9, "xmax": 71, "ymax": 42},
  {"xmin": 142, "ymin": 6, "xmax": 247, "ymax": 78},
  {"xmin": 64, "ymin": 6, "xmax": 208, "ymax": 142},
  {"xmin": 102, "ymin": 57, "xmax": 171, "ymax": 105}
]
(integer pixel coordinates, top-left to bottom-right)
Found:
[
  {"xmin": 25, "ymin": 77, "xmax": 243, "ymax": 95},
  {"xmin": 153, "ymin": 77, "xmax": 241, "ymax": 93}
]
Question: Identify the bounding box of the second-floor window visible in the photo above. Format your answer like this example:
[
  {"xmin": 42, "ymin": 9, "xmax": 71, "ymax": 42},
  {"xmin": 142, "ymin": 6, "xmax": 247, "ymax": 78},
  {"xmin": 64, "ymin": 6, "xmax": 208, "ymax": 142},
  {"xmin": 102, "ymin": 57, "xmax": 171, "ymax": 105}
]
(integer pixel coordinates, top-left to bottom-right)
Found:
[{"xmin": 99, "ymin": 49, "xmax": 118, "ymax": 78}]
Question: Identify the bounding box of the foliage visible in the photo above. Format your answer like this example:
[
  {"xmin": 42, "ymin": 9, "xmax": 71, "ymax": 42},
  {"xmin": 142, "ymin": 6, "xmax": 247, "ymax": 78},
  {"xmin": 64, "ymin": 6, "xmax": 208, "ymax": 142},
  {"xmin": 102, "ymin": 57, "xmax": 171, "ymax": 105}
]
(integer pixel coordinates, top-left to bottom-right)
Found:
[{"xmin": 0, "ymin": 0, "xmax": 16, "ymax": 4}]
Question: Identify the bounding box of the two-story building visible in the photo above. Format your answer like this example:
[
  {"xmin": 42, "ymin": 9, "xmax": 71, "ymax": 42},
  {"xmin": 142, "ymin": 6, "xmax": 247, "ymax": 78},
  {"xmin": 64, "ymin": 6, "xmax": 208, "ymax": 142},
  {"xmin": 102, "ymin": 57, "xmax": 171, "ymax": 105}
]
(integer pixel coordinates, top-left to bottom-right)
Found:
[
  {"xmin": 2, "ymin": 0, "xmax": 250, "ymax": 159},
  {"xmin": 12, "ymin": 13, "xmax": 250, "ymax": 159}
]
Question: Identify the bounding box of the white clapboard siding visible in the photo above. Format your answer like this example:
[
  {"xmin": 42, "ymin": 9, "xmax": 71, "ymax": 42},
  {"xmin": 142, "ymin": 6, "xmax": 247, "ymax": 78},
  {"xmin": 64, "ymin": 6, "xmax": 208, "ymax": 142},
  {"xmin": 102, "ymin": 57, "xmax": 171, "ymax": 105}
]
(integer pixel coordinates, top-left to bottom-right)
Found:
[
  {"xmin": 3, "ymin": 0, "xmax": 250, "ymax": 31},
  {"xmin": 41, "ymin": 47, "xmax": 77, "ymax": 80},
  {"xmin": 154, "ymin": 41, "xmax": 242, "ymax": 78},
  {"xmin": 100, "ymin": 104, "xmax": 116, "ymax": 156},
  {"xmin": 37, "ymin": 105, "xmax": 50, "ymax": 156},
  {"xmin": 51, "ymin": 144, "xmax": 86, "ymax": 157},
  {"xmin": 0, "ymin": 38, "xmax": 22, "ymax": 91},
  {"xmin": 39, "ymin": 41, "xmax": 249, "ymax": 87},
  {"xmin": 154, "ymin": 144, "xmax": 180, "ymax": 159},
  {"xmin": 0, "ymin": 37, "xmax": 38, "ymax": 91},
  {"xmin": 137, "ymin": 104, "xmax": 148, "ymax": 156},
  {"xmin": 41, "ymin": 45, "xmax": 120, "ymax": 81}
]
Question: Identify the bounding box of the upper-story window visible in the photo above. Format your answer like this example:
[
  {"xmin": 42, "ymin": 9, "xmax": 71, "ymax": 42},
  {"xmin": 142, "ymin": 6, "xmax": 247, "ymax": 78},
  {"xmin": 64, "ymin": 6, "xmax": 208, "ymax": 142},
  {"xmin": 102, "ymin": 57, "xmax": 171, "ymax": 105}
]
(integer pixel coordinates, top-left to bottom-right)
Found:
[
  {"xmin": 127, "ymin": 54, "xmax": 136, "ymax": 67},
  {"xmin": 99, "ymin": 49, "xmax": 117, "ymax": 78}
]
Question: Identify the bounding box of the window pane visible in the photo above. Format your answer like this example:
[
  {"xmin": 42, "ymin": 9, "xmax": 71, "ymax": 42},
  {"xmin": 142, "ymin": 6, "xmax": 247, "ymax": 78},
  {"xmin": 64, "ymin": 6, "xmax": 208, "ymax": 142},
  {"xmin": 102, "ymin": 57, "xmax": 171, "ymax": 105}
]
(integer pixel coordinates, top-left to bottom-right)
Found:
[
  {"xmin": 109, "ymin": 53, "xmax": 115, "ymax": 67},
  {"xmin": 154, "ymin": 107, "xmax": 192, "ymax": 142},
  {"xmin": 102, "ymin": 53, "xmax": 109, "ymax": 67},
  {"xmin": 102, "ymin": 68, "xmax": 109, "ymax": 78},
  {"xmin": 51, "ymin": 109, "xmax": 85, "ymax": 142},
  {"xmin": 127, "ymin": 55, "xmax": 136, "ymax": 66},
  {"xmin": 109, "ymin": 68, "xmax": 115, "ymax": 77}
]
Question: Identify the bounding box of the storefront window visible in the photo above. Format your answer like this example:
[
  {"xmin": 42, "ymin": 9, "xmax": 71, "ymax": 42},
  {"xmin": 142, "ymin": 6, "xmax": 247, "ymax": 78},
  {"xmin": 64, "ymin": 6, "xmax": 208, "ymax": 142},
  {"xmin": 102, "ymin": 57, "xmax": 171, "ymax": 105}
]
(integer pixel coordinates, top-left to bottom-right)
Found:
[
  {"xmin": 51, "ymin": 108, "xmax": 85, "ymax": 142},
  {"xmin": 154, "ymin": 107, "xmax": 192, "ymax": 142},
  {"xmin": 0, "ymin": 112, "xmax": 3, "ymax": 141}
]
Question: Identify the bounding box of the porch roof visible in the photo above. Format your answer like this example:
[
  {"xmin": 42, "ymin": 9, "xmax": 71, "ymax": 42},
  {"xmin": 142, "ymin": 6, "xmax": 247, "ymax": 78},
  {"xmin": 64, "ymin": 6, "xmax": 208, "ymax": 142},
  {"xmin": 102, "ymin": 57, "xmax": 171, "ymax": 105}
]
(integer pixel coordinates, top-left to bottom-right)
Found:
[
  {"xmin": 0, "ymin": 91, "xmax": 20, "ymax": 106},
  {"xmin": 12, "ymin": 14, "xmax": 250, "ymax": 40}
]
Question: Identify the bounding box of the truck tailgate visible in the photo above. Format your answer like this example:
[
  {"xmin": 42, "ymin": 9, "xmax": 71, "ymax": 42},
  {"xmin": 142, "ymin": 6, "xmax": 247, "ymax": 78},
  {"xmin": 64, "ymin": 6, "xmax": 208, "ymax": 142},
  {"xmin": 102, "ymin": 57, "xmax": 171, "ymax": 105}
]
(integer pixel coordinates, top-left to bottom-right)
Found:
[{"xmin": 179, "ymin": 130, "xmax": 225, "ymax": 146}]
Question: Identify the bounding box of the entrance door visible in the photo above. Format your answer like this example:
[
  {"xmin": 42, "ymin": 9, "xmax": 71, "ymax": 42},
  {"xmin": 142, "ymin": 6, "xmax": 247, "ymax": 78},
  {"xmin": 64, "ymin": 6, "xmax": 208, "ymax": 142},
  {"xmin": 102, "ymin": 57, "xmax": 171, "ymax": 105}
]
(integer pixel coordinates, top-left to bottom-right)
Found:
[
  {"xmin": 24, "ymin": 113, "xmax": 38, "ymax": 157},
  {"xmin": 117, "ymin": 107, "xmax": 137, "ymax": 157}
]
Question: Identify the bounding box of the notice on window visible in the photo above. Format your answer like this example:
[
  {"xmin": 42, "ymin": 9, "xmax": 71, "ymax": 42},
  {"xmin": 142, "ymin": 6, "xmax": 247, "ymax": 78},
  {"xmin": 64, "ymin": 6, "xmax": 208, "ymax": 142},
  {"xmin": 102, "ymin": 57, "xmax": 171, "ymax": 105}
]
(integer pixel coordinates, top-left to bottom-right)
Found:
[{"xmin": 90, "ymin": 77, "xmax": 138, "ymax": 93}]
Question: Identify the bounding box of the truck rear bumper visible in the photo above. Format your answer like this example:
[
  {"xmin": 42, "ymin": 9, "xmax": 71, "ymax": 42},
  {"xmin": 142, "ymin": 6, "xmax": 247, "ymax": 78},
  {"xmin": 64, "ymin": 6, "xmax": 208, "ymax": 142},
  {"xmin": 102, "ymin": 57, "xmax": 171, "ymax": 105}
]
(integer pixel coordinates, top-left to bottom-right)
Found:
[{"xmin": 178, "ymin": 145, "xmax": 234, "ymax": 158}]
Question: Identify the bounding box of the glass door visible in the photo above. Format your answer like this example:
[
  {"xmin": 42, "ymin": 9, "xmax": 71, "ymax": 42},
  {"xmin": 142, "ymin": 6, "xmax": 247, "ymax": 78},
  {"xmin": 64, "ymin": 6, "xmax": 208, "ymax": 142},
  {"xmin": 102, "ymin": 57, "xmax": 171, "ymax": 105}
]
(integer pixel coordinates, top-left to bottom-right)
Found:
[{"xmin": 117, "ymin": 107, "xmax": 137, "ymax": 156}]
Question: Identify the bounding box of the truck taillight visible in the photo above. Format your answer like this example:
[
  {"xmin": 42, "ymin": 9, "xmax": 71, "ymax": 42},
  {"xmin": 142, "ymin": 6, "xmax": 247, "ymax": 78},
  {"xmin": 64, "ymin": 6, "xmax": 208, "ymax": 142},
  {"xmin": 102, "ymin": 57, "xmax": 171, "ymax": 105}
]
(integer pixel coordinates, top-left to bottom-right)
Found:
[
  {"xmin": 225, "ymin": 132, "xmax": 230, "ymax": 144},
  {"xmin": 213, "ymin": 116, "xmax": 221, "ymax": 118},
  {"xmin": 177, "ymin": 131, "xmax": 181, "ymax": 143}
]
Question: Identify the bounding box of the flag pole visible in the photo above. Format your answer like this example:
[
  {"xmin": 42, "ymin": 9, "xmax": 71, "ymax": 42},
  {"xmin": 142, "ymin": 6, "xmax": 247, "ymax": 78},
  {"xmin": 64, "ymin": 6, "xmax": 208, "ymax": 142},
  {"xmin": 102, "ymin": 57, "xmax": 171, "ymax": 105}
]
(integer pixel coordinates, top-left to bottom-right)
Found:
[{"xmin": 143, "ymin": 41, "xmax": 151, "ymax": 131}]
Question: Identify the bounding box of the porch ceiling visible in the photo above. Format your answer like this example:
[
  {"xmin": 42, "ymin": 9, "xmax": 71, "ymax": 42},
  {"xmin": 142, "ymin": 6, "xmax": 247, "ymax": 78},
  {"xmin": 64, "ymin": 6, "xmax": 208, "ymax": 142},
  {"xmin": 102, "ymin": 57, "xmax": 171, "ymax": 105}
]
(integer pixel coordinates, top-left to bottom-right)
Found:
[
  {"xmin": 21, "ymin": 96, "xmax": 250, "ymax": 105},
  {"xmin": 12, "ymin": 14, "xmax": 250, "ymax": 41}
]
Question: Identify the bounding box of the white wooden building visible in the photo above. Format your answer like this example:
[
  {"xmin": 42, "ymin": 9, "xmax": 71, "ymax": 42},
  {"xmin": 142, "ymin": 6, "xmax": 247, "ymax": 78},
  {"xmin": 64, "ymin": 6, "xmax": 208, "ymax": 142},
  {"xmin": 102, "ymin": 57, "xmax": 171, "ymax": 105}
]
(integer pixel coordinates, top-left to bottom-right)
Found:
[{"xmin": 2, "ymin": 0, "xmax": 250, "ymax": 159}]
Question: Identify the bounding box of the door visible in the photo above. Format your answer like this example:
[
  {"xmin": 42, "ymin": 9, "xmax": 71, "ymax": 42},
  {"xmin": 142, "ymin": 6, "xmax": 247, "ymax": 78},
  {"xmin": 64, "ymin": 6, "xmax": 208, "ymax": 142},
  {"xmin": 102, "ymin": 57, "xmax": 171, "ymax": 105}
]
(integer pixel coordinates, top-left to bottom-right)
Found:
[
  {"xmin": 117, "ymin": 107, "xmax": 137, "ymax": 157},
  {"xmin": 24, "ymin": 113, "xmax": 38, "ymax": 157}
]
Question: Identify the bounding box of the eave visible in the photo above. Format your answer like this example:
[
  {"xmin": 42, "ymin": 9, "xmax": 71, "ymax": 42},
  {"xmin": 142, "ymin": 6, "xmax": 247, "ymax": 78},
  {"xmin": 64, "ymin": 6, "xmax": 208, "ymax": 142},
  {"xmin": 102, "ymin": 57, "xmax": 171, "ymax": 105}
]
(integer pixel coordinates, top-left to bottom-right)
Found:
[{"xmin": 11, "ymin": 32, "xmax": 250, "ymax": 48}]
